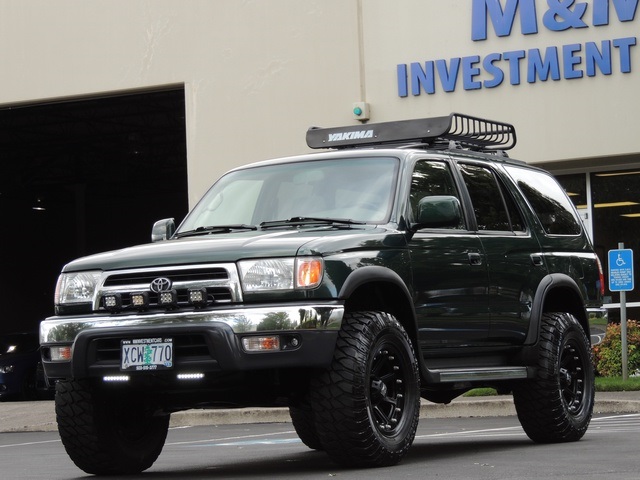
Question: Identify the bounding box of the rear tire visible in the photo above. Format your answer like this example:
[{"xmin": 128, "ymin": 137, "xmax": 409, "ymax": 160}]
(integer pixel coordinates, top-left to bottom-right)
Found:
[
  {"xmin": 55, "ymin": 379, "xmax": 169, "ymax": 475},
  {"xmin": 513, "ymin": 312, "xmax": 594, "ymax": 443},
  {"xmin": 309, "ymin": 311, "xmax": 420, "ymax": 467}
]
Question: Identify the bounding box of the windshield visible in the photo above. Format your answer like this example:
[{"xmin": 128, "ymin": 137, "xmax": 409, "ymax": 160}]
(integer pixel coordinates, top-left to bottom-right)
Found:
[{"xmin": 177, "ymin": 157, "xmax": 399, "ymax": 232}]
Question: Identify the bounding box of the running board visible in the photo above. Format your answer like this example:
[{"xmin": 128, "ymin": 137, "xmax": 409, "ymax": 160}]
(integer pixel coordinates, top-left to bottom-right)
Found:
[{"xmin": 431, "ymin": 366, "xmax": 531, "ymax": 383}]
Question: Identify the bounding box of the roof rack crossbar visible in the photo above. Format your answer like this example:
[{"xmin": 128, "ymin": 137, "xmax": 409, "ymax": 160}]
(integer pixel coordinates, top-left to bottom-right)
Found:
[{"xmin": 306, "ymin": 113, "xmax": 516, "ymax": 151}]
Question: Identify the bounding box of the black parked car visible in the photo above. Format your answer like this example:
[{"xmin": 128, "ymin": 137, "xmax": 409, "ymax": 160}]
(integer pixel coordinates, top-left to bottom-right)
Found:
[
  {"xmin": 41, "ymin": 113, "xmax": 605, "ymax": 474},
  {"xmin": 0, "ymin": 332, "xmax": 53, "ymax": 401}
]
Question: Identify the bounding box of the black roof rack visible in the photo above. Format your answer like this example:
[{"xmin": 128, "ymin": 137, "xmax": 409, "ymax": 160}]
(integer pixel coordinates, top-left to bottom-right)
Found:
[{"xmin": 306, "ymin": 113, "xmax": 516, "ymax": 151}]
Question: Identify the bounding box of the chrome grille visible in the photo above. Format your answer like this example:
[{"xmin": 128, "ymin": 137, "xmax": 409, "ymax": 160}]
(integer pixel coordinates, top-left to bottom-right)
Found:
[{"xmin": 95, "ymin": 263, "xmax": 242, "ymax": 312}]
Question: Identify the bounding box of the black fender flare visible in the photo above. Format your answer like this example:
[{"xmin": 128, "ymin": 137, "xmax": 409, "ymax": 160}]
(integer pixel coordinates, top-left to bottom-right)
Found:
[
  {"xmin": 338, "ymin": 266, "xmax": 419, "ymax": 342},
  {"xmin": 525, "ymin": 272, "xmax": 588, "ymax": 345}
]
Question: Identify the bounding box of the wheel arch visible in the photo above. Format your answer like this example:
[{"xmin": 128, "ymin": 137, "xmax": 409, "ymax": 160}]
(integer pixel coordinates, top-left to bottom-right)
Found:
[
  {"xmin": 339, "ymin": 266, "xmax": 419, "ymax": 351},
  {"xmin": 525, "ymin": 273, "xmax": 590, "ymax": 345}
]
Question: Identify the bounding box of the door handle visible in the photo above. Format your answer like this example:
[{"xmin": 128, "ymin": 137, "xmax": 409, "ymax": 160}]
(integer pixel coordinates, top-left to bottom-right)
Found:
[
  {"xmin": 468, "ymin": 252, "xmax": 483, "ymax": 266},
  {"xmin": 530, "ymin": 254, "xmax": 544, "ymax": 267}
]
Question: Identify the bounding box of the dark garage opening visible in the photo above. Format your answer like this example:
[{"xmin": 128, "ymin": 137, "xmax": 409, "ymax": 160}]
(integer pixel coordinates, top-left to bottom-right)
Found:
[{"xmin": 0, "ymin": 88, "xmax": 189, "ymax": 335}]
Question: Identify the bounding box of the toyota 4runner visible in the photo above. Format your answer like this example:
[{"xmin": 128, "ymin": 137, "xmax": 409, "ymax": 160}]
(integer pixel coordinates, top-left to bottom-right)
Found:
[{"xmin": 40, "ymin": 113, "xmax": 606, "ymax": 475}]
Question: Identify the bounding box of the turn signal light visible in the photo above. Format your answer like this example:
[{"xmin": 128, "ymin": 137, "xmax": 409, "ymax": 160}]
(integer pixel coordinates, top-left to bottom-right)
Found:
[
  {"xmin": 297, "ymin": 258, "xmax": 323, "ymax": 288},
  {"xmin": 242, "ymin": 336, "xmax": 280, "ymax": 352},
  {"xmin": 50, "ymin": 346, "xmax": 72, "ymax": 361}
]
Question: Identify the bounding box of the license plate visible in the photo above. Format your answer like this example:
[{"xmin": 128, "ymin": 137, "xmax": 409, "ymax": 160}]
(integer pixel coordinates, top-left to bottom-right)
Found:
[{"xmin": 121, "ymin": 338, "xmax": 173, "ymax": 371}]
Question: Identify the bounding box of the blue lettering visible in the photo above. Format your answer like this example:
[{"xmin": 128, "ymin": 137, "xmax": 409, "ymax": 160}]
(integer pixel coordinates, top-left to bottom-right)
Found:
[
  {"xmin": 397, "ymin": 64, "xmax": 408, "ymax": 97},
  {"xmin": 543, "ymin": 0, "xmax": 588, "ymax": 31},
  {"xmin": 613, "ymin": 36, "xmax": 637, "ymax": 72},
  {"xmin": 585, "ymin": 41, "xmax": 612, "ymax": 76},
  {"xmin": 472, "ymin": 0, "xmax": 538, "ymax": 41},
  {"xmin": 436, "ymin": 58, "xmax": 461, "ymax": 92},
  {"xmin": 563, "ymin": 43, "xmax": 584, "ymax": 78},
  {"xmin": 503, "ymin": 50, "xmax": 526, "ymax": 84},
  {"xmin": 411, "ymin": 61, "xmax": 436, "ymax": 95},
  {"xmin": 462, "ymin": 55, "xmax": 482, "ymax": 89},
  {"xmin": 594, "ymin": 0, "xmax": 639, "ymax": 25},
  {"xmin": 483, "ymin": 53, "xmax": 505, "ymax": 87},
  {"xmin": 527, "ymin": 47, "xmax": 561, "ymax": 82}
]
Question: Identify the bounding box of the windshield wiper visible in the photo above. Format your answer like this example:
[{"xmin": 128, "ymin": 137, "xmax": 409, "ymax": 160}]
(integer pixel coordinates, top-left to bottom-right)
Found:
[
  {"xmin": 260, "ymin": 217, "xmax": 365, "ymax": 229},
  {"xmin": 175, "ymin": 224, "xmax": 257, "ymax": 238}
]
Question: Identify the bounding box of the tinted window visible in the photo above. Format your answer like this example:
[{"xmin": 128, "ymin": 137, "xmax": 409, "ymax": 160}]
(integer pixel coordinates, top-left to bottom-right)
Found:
[
  {"xmin": 459, "ymin": 164, "xmax": 513, "ymax": 231},
  {"xmin": 459, "ymin": 164, "xmax": 525, "ymax": 232},
  {"xmin": 410, "ymin": 160, "xmax": 464, "ymax": 229},
  {"xmin": 505, "ymin": 165, "xmax": 581, "ymax": 235}
]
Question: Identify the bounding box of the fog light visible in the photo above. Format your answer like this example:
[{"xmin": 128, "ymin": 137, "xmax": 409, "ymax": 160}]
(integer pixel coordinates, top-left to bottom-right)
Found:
[
  {"xmin": 177, "ymin": 373, "xmax": 205, "ymax": 380},
  {"xmin": 103, "ymin": 293, "xmax": 122, "ymax": 311},
  {"xmin": 0, "ymin": 365, "xmax": 15, "ymax": 374},
  {"xmin": 130, "ymin": 291, "xmax": 149, "ymax": 308},
  {"xmin": 188, "ymin": 288, "xmax": 208, "ymax": 307},
  {"xmin": 242, "ymin": 336, "xmax": 280, "ymax": 352},
  {"xmin": 50, "ymin": 346, "xmax": 72, "ymax": 361},
  {"xmin": 103, "ymin": 375, "xmax": 129, "ymax": 383},
  {"xmin": 158, "ymin": 289, "xmax": 178, "ymax": 307}
]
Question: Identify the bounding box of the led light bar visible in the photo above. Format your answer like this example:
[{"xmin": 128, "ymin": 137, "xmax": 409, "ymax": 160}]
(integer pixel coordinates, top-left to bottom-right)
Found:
[
  {"xmin": 103, "ymin": 375, "xmax": 130, "ymax": 383},
  {"xmin": 177, "ymin": 373, "xmax": 205, "ymax": 381}
]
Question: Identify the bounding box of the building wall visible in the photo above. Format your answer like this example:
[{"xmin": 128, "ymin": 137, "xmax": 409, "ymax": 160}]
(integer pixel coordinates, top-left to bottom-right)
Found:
[{"xmin": 1, "ymin": 0, "xmax": 639, "ymax": 205}]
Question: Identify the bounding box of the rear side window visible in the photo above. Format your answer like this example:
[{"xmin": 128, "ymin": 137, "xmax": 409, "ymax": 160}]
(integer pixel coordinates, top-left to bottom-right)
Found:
[
  {"xmin": 505, "ymin": 165, "xmax": 581, "ymax": 235},
  {"xmin": 459, "ymin": 164, "xmax": 525, "ymax": 232}
]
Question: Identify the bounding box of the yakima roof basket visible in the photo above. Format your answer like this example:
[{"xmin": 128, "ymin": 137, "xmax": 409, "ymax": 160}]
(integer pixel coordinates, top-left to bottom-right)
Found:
[{"xmin": 306, "ymin": 113, "xmax": 516, "ymax": 151}]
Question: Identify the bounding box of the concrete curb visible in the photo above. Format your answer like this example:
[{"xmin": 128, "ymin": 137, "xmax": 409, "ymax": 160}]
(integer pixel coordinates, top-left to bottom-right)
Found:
[{"xmin": 2, "ymin": 393, "xmax": 639, "ymax": 433}]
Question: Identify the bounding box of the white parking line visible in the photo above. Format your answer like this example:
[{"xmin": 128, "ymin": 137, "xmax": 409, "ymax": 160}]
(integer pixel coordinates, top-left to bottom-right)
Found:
[{"xmin": 0, "ymin": 439, "xmax": 60, "ymax": 449}]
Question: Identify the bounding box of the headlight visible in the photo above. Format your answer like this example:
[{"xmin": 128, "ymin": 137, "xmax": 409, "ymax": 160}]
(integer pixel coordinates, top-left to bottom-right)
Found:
[
  {"xmin": 55, "ymin": 271, "xmax": 102, "ymax": 305},
  {"xmin": 0, "ymin": 365, "xmax": 15, "ymax": 374},
  {"xmin": 239, "ymin": 257, "xmax": 323, "ymax": 292}
]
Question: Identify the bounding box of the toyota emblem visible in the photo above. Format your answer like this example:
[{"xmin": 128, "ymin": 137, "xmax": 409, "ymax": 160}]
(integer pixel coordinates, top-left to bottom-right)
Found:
[{"xmin": 150, "ymin": 277, "xmax": 172, "ymax": 293}]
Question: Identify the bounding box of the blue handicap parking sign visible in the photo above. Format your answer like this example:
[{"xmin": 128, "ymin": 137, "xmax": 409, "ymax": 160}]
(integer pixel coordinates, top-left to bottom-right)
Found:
[{"xmin": 608, "ymin": 249, "xmax": 634, "ymax": 292}]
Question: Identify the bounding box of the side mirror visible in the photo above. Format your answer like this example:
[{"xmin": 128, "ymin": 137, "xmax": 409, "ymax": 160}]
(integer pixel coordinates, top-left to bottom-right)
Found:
[
  {"xmin": 414, "ymin": 196, "xmax": 462, "ymax": 229},
  {"xmin": 151, "ymin": 218, "xmax": 176, "ymax": 242}
]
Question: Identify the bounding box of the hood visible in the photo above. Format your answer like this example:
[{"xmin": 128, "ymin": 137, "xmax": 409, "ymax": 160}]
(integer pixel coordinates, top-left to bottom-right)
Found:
[{"xmin": 62, "ymin": 226, "xmax": 388, "ymax": 272}]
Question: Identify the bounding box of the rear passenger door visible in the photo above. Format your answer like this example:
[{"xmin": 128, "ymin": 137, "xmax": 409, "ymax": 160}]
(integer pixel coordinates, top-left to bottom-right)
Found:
[
  {"xmin": 456, "ymin": 162, "xmax": 547, "ymax": 345},
  {"xmin": 407, "ymin": 158, "xmax": 491, "ymax": 349}
]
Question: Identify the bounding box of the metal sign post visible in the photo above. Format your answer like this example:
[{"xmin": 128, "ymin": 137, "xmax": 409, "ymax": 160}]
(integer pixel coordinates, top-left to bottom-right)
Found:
[{"xmin": 608, "ymin": 244, "xmax": 634, "ymax": 381}]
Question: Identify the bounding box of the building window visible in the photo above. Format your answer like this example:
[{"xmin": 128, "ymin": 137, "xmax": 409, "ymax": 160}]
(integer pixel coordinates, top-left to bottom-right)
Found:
[{"xmin": 557, "ymin": 170, "xmax": 640, "ymax": 319}]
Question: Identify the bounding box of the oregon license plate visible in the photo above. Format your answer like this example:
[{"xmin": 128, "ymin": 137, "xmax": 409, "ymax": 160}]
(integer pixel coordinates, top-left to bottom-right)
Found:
[{"xmin": 121, "ymin": 338, "xmax": 173, "ymax": 371}]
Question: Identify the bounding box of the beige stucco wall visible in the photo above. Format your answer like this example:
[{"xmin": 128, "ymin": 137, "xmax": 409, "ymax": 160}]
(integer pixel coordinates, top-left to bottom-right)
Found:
[{"xmin": 1, "ymin": 0, "xmax": 638, "ymax": 205}]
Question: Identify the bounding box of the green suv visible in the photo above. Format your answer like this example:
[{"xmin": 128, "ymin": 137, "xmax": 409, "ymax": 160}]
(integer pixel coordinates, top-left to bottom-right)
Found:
[{"xmin": 40, "ymin": 113, "xmax": 605, "ymax": 474}]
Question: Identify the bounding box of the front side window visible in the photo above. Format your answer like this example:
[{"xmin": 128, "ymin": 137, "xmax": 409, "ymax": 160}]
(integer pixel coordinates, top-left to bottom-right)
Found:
[
  {"xmin": 505, "ymin": 165, "xmax": 581, "ymax": 235},
  {"xmin": 178, "ymin": 157, "xmax": 399, "ymax": 232},
  {"xmin": 409, "ymin": 160, "xmax": 464, "ymax": 229}
]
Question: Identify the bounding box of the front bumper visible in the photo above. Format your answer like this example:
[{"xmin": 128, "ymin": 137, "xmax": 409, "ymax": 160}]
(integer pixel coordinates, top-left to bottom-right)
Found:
[{"xmin": 40, "ymin": 303, "xmax": 343, "ymax": 380}]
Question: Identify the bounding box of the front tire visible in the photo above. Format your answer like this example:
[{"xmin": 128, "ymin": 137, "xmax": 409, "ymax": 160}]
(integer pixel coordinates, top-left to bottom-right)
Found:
[
  {"xmin": 55, "ymin": 379, "xmax": 170, "ymax": 475},
  {"xmin": 309, "ymin": 311, "xmax": 420, "ymax": 467},
  {"xmin": 513, "ymin": 312, "xmax": 594, "ymax": 443},
  {"xmin": 289, "ymin": 402, "xmax": 323, "ymax": 450}
]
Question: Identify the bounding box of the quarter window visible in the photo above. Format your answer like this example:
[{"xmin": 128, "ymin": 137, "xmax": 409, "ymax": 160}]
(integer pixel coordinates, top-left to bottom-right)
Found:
[{"xmin": 506, "ymin": 165, "xmax": 581, "ymax": 235}]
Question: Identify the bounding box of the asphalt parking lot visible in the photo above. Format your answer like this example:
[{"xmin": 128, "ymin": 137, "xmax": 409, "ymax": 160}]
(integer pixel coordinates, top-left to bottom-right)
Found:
[{"xmin": 2, "ymin": 391, "xmax": 639, "ymax": 433}]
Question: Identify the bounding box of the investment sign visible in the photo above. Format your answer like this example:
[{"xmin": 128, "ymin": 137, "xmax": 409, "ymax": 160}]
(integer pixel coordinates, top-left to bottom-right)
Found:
[{"xmin": 397, "ymin": 0, "xmax": 638, "ymax": 96}]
